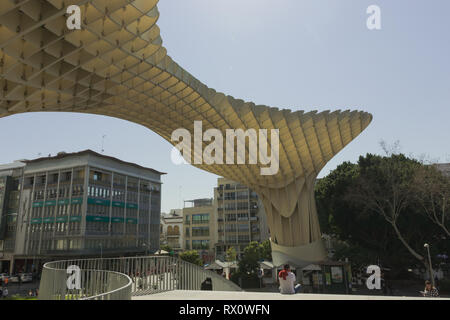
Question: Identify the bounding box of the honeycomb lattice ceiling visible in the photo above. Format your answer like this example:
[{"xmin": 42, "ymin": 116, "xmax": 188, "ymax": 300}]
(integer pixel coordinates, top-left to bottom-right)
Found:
[{"xmin": 0, "ymin": 0, "xmax": 372, "ymax": 190}]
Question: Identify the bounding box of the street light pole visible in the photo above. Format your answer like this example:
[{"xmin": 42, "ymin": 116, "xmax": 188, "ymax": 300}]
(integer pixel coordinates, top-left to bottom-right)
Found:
[{"xmin": 424, "ymin": 243, "xmax": 434, "ymax": 287}]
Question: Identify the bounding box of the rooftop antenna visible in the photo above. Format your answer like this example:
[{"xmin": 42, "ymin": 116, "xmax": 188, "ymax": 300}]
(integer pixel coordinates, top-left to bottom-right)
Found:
[{"xmin": 101, "ymin": 134, "xmax": 106, "ymax": 153}]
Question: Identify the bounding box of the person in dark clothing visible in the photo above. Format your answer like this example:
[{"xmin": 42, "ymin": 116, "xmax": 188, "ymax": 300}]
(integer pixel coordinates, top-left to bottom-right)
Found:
[{"xmin": 201, "ymin": 277, "xmax": 213, "ymax": 291}]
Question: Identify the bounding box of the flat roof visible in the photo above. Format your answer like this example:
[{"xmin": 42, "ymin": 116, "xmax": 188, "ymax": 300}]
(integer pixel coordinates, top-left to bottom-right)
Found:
[
  {"xmin": 23, "ymin": 150, "xmax": 165, "ymax": 175},
  {"xmin": 0, "ymin": 161, "xmax": 26, "ymax": 171}
]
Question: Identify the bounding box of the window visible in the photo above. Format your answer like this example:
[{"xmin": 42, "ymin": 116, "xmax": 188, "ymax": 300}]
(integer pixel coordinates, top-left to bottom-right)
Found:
[
  {"xmin": 93, "ymin": 172, "xmax": 101, "ymax": 181},
  {"xmin": 192, "ymin": 214, "xmax": 209, "ymax": 224},
  {"xmin": 192, "ymin": 226, "xmax": 209, "ymax": 237},
  {"xmin": 192, "ymin": 240, "xmax": 209, "ymax": 250},
  {"xmin": 237, "ymin": 224, "xmax": 249, "ymax": 231}
]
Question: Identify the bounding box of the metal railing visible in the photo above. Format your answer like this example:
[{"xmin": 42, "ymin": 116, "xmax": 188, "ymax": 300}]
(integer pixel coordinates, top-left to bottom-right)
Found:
[
  {"xmin": 39, "ymin": 256, "xmax": 241, "ymax": 300},
  {"xmin": 38, "ymin": 261, "xmax": 132, "ymax": 300}
]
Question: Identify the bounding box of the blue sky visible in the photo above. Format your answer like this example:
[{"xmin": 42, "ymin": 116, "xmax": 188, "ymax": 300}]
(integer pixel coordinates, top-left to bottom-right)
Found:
[{"xmin": 0, "ymin": 0, "xmax": 449, "ymax": 212}]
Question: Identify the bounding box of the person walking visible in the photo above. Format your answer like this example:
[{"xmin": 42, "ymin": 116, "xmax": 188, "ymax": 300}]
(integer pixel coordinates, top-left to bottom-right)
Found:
[
  {"xmin": 278, "ymin": 264, "xmax": 301, "ymax": 294},
  {"xmin": 422, "ymin": 280, "xmax": 439, "ymax": 297}
]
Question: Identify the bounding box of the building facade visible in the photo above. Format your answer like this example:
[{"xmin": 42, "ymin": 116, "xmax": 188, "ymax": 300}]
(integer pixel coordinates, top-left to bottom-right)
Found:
[
  {"xmin": 183, "ymin": 199, "xmax": 216, "ymax": 264},
  {"xmin": 0, "ymin": 150, "xmax": 163, "ymax": 274},
  {"xmin": 0, "ymin": 162, "xmax": 25, "ymax": 273},
  {"xmin": 214, "ymin": 178, "xmax": 270, "ymax": 260},
  {"xmin": 160, "ymin": 209, "xmax": 183, "ymax": 252}
]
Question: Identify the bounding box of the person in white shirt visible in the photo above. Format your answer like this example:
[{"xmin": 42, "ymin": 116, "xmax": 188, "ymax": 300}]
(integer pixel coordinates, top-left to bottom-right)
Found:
[{"xmin": 278, "ymin": 264, "xmax": 301, "ymax": 294}]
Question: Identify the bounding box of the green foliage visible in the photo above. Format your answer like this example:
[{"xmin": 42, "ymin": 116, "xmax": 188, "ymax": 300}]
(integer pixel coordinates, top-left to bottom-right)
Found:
[
  {"xmin": 238, "ymin": 241, "xmax": 261, "ymax": 275},
  {"xmin": 179, "ymin": 250, "xmax": 203, "ymax": 266},
  {"xmin": 230, "ymin": 240, "xmax": 273, "ymax": 289},
  {"xmin": 315, "ymin": 153, "xmax": 449, "ymax": 272},
  {"xmin": 237, "ymin": 240, "xmax": 272, "ymax": 275},
  {"xmin": 259, "ymin": 239, "xmax": 272, "ymax": 261},
  {"xmin": 225, "ymin": 246, "xmax": 237, "ymax": 262},
  {"xmin": 315, "ymin": 161, "xmax": 359, "ymax": 236}
]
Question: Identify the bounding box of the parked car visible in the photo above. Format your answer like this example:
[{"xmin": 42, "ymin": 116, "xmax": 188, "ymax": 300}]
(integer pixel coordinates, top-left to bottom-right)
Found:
[{"xmin": 20, "ymin": 273, "xmax": 33, "ymax": 283}]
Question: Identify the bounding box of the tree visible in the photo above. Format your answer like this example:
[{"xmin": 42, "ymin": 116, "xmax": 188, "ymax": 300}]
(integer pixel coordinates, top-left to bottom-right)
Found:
[
  {"xmin": 349, "ymin": 153, "xmax": 428, "ymax": 267},
  {"xmin": 179, "ymin": 250, "xmax": 203, "ymax": 266},
  {"xmin": 225, "ymin": 247, "xmax": 237, "ymax": 262},
  {"xmin": 316, "ymin": 151, "xmax": 447, "ymax": 274},
  {"xmin": 316, "ymin": 161, "xmax": 398, "ymax": 269},
  {"xmin": 259, "ymin": 239, "xmax": 272, "ymax": 261},
  {"xmin": 412, "ymin": 164, "xmax": 450, "ymax": 237},
  {"xmin": 238, "ymin": 242, "xmax": 261, "ymax": 275}
]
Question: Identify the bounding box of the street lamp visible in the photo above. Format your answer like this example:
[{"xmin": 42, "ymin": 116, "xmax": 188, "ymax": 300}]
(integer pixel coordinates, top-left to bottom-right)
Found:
[{"xmin": 424, "ymin": 243, "xmax": 434, "ymax": 287}]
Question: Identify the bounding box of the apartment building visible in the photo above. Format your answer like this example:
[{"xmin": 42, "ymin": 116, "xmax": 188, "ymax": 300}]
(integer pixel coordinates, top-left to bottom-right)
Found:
[
  {"xmin": 0, "ymin": 150, "xmax": 163, "ymax": 274},
  {"xmin": 183, "ymin": 198, "xmax": 216, "ymax": 264},
  {"xmin": 160, "ymin": 209, "xmax": 183, "ymax": 252},
  {"xmin": 214, "ymin": 178, "xmax": 270, "ymax": 260}
]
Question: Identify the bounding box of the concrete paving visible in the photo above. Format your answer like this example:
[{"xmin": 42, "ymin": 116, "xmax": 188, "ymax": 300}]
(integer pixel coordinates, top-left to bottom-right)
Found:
[{"xmin": 132, "ymin": 290, "xmax": 448, "ymax": 300}]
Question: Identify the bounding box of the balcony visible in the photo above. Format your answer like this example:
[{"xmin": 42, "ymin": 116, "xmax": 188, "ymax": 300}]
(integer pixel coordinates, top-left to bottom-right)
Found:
[
  {"xmin": 191, "ymin": 221, "xmax": 209, "ymax": 225},
  {"xmin": 166, "ymin": 233, "xmax": 180, "ymax": 238}
]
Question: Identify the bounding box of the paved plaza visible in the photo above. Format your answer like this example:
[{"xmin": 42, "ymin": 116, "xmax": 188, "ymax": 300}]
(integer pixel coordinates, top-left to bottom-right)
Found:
[{"xmin": 132, "ymin": 290, "xmax": 448, "ymax": 300}]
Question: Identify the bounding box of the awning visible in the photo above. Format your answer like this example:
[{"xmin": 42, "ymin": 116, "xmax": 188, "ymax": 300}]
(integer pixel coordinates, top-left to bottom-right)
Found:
[
  {"xmin": 259, "ymin": 261, "xmax": 275, "ymax": 270},
  {"xmin": 302, "ymin": 264, "xmax": 322, "ymax": 271}
]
